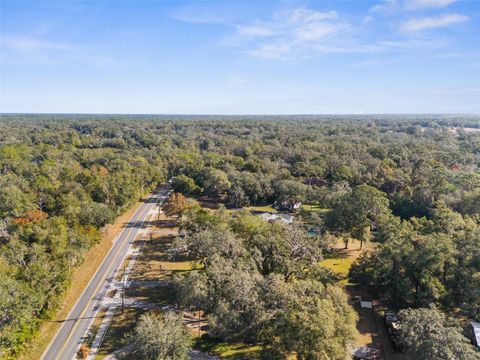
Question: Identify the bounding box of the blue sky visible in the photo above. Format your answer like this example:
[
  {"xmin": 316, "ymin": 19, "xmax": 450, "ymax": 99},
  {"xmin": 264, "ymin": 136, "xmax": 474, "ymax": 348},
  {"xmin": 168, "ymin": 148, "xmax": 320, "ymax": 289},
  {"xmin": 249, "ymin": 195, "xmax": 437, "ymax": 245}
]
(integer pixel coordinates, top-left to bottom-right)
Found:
[{"xmin": 1, "ymin": 0, "xmax": 479, "ymax": 114}]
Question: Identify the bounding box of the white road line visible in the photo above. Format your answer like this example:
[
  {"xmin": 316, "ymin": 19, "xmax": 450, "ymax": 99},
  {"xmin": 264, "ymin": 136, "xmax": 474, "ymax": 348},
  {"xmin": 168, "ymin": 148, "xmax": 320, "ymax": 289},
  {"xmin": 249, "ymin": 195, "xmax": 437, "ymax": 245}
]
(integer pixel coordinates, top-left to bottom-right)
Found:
[
  {"xmin": 77, "ymin": 188, "xmax": 170, "ymax": 359},
  {"xmin": 40, "ymin": 191, "xmax": 156, "ymax": 360}
]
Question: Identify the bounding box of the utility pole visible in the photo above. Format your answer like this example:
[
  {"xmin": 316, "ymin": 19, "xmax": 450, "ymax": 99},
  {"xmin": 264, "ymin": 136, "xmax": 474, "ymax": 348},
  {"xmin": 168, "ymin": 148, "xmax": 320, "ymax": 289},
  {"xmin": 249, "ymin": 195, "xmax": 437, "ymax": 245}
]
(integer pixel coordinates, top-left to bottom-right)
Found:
[
  {"xmin": 121, "ymin": 268, "xmax": 126, "ymax": 314},
  {"xmin": 198, "ymin": 310, "xmax": 201, "ymax": 337}
]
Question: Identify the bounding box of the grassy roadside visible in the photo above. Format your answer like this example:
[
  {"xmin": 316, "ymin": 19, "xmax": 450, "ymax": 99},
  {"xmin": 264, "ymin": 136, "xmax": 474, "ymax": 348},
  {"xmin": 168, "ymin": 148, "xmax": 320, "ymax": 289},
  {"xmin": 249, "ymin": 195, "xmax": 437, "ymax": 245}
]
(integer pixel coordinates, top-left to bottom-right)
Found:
[
  {"xmin": 95, "ymin": 215, "xmax": 186, "ymax": 358},
  {"xmin": 96, "ymin": 210, "xmax": 262, "ymax": 359},
  {"xmin": 18, "ymin": 198, "xmax": 146, "ymax": 360}
]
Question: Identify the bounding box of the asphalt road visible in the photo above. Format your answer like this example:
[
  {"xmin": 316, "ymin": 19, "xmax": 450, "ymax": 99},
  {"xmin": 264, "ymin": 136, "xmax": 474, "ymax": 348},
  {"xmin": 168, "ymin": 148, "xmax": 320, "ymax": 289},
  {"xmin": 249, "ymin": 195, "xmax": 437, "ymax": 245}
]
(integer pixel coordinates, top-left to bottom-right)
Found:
[{"xmin": 41, "ymin": 186, "xmax": 170, "ymax": 360}]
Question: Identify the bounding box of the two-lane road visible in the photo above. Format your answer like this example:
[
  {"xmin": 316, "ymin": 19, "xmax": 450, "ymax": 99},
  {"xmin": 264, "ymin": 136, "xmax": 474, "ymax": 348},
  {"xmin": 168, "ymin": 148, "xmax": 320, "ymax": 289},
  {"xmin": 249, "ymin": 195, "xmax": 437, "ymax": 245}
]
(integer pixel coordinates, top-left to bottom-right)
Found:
[{"xmin": 41, "ymin": 186, "xmax": 170, "ymax": 360}]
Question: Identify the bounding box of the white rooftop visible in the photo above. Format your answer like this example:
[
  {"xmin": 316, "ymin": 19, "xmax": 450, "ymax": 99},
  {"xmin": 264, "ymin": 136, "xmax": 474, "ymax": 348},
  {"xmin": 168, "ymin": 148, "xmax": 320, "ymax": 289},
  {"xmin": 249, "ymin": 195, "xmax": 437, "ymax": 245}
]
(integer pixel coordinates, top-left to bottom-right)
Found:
[{"xmin": 258, "ymin": 212, "xmax": 294, "ymax": 224}]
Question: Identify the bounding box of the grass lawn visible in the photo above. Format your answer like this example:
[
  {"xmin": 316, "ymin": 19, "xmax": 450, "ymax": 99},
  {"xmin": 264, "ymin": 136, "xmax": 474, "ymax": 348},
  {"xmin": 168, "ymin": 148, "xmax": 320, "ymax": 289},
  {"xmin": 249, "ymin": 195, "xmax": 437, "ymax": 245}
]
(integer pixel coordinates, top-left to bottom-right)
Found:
[
  {"xmin": 320, "ymin": 257, "xmax": 354, "ymax": 284},
  {"xmin": 129, "ymin": 226, "xmax": 198, "ymax": 282},
  {"xmin": 96, "ymin": 307, "xmax": 144, "ymax": 359},
  {"xmin": 320, "ymin": 238, "xmax": 360, "ymax": 285},
  {"xmin": 244, "ymin": 204, "xmax": 278, "ymax": 213},
  {"xmin": 126, "ymin": 285, "xmax": 175, "ymax": 305},
  {"xmin": 301, "ymin": 204, "xmax": 330, "ymax": 213},
  {"xmin": 195, "ymin": 337, "xmax": 262, "ymax": 359}
]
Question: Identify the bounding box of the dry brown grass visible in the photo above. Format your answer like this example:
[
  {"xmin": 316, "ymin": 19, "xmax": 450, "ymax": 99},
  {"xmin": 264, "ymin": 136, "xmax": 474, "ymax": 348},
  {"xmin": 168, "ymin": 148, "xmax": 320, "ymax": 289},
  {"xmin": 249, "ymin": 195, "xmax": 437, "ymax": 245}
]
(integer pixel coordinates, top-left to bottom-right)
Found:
[
  {"xmin": 19, "ymin": 200, "xmax": 145, "ymax": 360},
  {"xmin": 95, "ymin": 307, "xmax": 143, "ymax": 360},
  {"xmin": 96, "ymin": 212, "xmax": 199, "ymax": 356}
]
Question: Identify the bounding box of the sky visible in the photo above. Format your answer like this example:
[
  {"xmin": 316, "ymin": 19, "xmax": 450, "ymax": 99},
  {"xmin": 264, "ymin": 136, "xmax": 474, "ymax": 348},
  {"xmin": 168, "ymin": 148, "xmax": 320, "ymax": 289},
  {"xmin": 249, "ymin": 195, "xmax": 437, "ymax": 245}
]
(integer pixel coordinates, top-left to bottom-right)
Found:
[{"xmin": 0, "ymin": 0, "xmax": 479, "ymax": 114}]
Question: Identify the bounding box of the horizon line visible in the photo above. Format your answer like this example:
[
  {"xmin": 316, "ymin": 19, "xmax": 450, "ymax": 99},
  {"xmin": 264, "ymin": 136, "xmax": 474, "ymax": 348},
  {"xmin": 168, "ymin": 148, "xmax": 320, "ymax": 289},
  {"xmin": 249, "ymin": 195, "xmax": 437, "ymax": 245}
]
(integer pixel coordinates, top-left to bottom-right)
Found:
[{"xmin": 1, "ymin": 112, "xmax": 480, "ymax": 117}]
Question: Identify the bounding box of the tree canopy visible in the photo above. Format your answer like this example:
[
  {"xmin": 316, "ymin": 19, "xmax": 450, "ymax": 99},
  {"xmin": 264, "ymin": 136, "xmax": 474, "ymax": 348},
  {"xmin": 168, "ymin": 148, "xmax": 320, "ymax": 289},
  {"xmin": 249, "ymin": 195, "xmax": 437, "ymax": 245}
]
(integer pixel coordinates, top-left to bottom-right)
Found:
[{"xmin": 1, "ymin": 114, "xmax": 479, "ymax": 357}]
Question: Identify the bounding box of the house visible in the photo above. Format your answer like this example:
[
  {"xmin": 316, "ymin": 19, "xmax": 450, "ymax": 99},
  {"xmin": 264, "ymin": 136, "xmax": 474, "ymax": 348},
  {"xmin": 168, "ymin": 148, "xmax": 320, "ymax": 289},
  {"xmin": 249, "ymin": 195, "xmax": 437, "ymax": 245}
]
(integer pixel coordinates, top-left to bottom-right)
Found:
[
  {"xmin": 273, "ymin": 200, "xmax": 302, "ymax": 212},
  {"xmin": 257, "ymin": 212, "xmax": 294, "ymax": 225},
  {"xmin": 471, "ymin": 321, "xmax": 480, "ymax": 349}
]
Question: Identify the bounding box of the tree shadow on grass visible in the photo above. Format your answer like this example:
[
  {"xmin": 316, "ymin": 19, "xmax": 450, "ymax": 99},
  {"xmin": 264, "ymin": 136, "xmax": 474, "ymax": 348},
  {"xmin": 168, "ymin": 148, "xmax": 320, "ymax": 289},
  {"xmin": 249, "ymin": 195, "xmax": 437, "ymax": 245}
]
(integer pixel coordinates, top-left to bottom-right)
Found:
[
  {"xmin": 124, "ymin": 220, "xmax": 157, "ymax": 229},
  {"xmin": 155, "ymin": 219, "xmax": 178, "ymax": 228}
]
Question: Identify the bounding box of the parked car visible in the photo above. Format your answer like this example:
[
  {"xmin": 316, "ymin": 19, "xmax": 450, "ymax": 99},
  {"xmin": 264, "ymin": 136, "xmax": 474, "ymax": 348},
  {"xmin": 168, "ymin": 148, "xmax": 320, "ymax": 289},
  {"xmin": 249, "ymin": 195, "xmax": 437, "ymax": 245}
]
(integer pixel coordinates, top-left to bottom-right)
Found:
[
  {"xmin": 352, "ymin": 346, "xmax": 381, "ymax": 360},
  {"xmin": 384, "ymin": 311, "xmax": 402, "ymax": 350}
]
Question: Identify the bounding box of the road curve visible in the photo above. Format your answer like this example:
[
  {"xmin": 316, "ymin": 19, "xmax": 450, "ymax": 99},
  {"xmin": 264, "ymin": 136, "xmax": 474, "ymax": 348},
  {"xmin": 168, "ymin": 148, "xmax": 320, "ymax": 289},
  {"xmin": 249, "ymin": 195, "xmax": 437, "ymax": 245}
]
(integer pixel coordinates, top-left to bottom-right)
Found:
[{"xmin": 41, "ymin": 186, "xmax": 170, "ymax": 360}]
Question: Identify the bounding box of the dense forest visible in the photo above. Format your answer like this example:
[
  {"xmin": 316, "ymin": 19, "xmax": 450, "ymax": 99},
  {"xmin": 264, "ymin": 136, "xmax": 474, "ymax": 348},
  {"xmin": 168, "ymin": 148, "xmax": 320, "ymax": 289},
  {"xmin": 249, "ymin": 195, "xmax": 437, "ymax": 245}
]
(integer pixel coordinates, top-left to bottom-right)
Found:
[{"xmin": 0, "ymin": 114, "xmax": 479, "ymax": 359}]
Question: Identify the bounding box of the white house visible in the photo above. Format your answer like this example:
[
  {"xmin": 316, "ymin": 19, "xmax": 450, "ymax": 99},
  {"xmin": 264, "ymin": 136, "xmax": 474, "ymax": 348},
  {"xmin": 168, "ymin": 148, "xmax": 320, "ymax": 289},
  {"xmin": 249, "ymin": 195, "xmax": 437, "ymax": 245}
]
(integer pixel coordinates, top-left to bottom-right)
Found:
[{"xmin": 257, "ymin": 213, "xmax": 294, "ymax": 225}]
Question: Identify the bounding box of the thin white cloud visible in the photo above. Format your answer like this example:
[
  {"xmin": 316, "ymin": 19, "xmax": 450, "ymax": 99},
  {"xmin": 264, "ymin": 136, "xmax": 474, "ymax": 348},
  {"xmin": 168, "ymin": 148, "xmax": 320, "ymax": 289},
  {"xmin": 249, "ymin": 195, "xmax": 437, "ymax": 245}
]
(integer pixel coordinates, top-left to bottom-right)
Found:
[
  {"xmin": 288, "ymin": 8, "xmax": 338, "ymax": 23},
  {"xmin": 249, "ymin": 42, "xmax": 292, "ymax": 59},
  {"xmin": 1, "ymin": 34, "xmax": 76, "ymax": 51},
  {"xmin": 176, "ymin": 4, "xmax": 465, "ymax": 61},
  {"xmin": 400, "ymin": 13, "xmax": 469, "ymax": 32},
  {"xmin": 404, "ymin": 0, "xmax": 457, "ymax": 10},
  {"xmin": 171, "ymin": 10, "xmax": 227, "ymax": 24},
  {"xmin": 363, "ymin": 15, "xmax": 374, "ymax": 24},
  {"xmin": 237, "ymin": 24, "xmax": 276, "ymax": 37},
  {"xmin": 0, "ymin": 34, "xmax": 118, "ymax": 68},
  {"xmin": 229, "ymin": 7, "xmax": 351, "ymax": 59},
  {"xmin": 370, "ymin": 0, "xmax": 457, "ymax": 14},
  {"xmin": 370, "ymin": 0, "xmax": 402, "ymax": 15},
  {"xmin": 350, "ymin": 59, "xmax": 392, "ymax": 68},
  {"xmin": 294, "ymin": 22, "xmax": 340, "ymax": 41},
  {"xmin": 227, "ymin": 6, "xmax": 454, "ymax": 60}
]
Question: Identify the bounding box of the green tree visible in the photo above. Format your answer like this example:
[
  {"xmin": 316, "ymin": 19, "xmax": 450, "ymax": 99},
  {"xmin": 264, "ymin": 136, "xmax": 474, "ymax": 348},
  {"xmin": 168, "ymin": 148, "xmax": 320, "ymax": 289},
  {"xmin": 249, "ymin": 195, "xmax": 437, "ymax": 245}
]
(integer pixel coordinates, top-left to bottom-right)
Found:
[
  {"xmin": 273, "ymin": 180, "xmax": 309, "ymax": 207},
  {"xmin": 328, "ymin": 184, "xmax": 390, "ymax": 248},
  {"xmin": 206, "ymin": 259, "xmax": 266, "ymax": 342},
  {"xmin": 133, "ymin": 312, "xmax": 192, "ymax": 360},
  {"xmin": 366, "ymin": 221, "xmax": 452, "ymax": 307},
  {"xmin": 171, "ymin": 175, "xmax": 199, "ymax": 196},
  {"xmin": 201, "ymin": 168, "xmax": 231, "ymax": 198},
  {"xmin": 397, "ymin": 308, "xmax": 479, "ymax": 360},
  {"xmin": 262, "ymin": 277, "xmax": 358, "ymax": 359}
]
